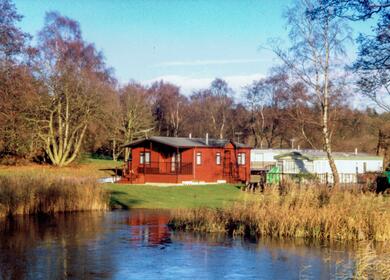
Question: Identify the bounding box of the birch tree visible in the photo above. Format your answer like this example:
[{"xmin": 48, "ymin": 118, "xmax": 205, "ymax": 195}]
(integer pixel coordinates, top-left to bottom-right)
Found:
[
  {"xmin": 209, "ymin": 78, "xmax": 233, "ymax": 139},
  {"xmin": 273, "ymin": 0, "xmax": 351, "ymax": 186},
  {"xmin": 32, "ymin": 12, "xmax": 112, "ymax": 166}
]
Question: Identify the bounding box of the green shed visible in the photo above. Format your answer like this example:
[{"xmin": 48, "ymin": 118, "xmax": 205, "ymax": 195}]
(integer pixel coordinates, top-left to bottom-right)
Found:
[
  {"xmin": 266, "ymin": 166, "xmax": 280, "ymax": 184},
  {"xmin": 385, "ymin": 171, "xmax": 390, "ymax": 184}
]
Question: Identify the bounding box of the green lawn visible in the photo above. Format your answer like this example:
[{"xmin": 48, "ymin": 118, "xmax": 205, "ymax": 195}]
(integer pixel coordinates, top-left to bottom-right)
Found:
[{"xmin": 105, "ymin": 183, "xmax": 255, "ymax": 209}]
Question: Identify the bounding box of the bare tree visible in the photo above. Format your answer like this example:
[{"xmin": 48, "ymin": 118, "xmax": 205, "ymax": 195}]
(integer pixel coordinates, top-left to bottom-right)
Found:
[
  {"xmin": 115, "ymin": 82, "xmax": 154, "ymax": 161},
  {"xmin": 245, "ymin": 80, "xmax": 267, "ymax": 148},
  {"xmin": 354, "ymin": 14, "xmax": 390, "ymax": 112},
  {"xmin": 0, "ymin": 0, "xmax": 30, "ymax": 62},
  {"xmin": 245, "ymin": 73, "xmax": 289, "ymax": 148},
  {"xmin": 209, "ymin": 78, "xmax": 234, "ymax": 139},
  {"xmin": 0, "ymin": 0, "xmax": 40, "ymax": 161},
  {"xmin": 308, "ymin": 0, "xmax": 390, "ymax": 21},
  {"xmin": 32, "ymin": 12, "xmax": 113, "ymax": 166},
  {"xmin": 149, "ymin": 81, "xmax": 186, "ymax": 137},
  {"xmin": 272, "ymin": 0, "xmax": 352, "ymax": 186},
  {"xmin": 285, "ymin": 82, "xmax": 321, "ymax": 149},
  {"xmin": 309, "ymin": 1, "xmax": 390, "ymax": 112}
]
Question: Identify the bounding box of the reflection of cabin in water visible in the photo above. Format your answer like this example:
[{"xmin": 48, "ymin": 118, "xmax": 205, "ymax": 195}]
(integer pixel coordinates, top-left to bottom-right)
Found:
[
  {"xmin": 127, "ymin": 210, "xmax": 170, "ymax": 246},
  {"xmin": 121, "ymin": 136, "xmax": 251, "ymax": 184},
  {"xmin": 251, "ymin": 149, "xmax": 383, "ymax": 183}
]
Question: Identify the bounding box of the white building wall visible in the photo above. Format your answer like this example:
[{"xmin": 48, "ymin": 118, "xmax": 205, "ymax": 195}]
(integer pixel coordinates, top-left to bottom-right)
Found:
[{"xmin": 250, "ymin": 150, "xmax": 278, "ymax": 163}]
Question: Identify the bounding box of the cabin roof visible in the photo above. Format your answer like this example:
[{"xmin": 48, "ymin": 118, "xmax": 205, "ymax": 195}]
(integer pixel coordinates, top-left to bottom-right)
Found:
[
  {"xmin": 273, "ymin": 150, "xmax": 383, "ymax": 161},
  {"xmin": 122, "ymin": 136, "xmax": 251, "ymax": 149}
]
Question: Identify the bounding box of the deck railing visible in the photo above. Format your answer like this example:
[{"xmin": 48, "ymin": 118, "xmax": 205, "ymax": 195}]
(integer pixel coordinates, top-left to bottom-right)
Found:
[
  {"xmin": 250, "ymin": 161, "xmax": 277, "ymax": 170},
  {"xmin": 250, "ymin": 171, "xmax": 382, "ymax": 186},
  {"xmin": 137, "ymin": 161, "xmax": 193, "ymax": 175}
]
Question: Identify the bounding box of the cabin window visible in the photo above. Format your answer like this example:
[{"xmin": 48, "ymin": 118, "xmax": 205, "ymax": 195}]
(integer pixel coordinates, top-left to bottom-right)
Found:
[
  {"xmin": 171, "ymin": 152, "xmax": 177, "ymax": 172},
  {"xmin": 238, "ymin": 153, "xmax": 246, "ymax": 165},
  {"xmin": 196, "ymin": 152, "xmax": 202, "ymax": 165},
  {"xmin": 140, "ymin": 152, "xmax": 150, "ymax": 164},
  {"xmin": 216, "ymin": 152, "xmax": 221, "ymax": 165}
]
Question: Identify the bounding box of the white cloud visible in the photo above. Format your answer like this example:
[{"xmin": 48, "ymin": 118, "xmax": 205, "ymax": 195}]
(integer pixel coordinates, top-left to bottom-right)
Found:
[
  {"xmin": 153, "ymin": 59, "xmax": 266, "ymax": 67},
  {"xmin": 143, "ymin": 73, "xmax": 265, "ymax": 96}
]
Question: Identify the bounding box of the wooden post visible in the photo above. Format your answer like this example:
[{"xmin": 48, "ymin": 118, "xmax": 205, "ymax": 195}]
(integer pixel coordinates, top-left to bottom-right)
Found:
[
  {"xmin": 143, "ymin": 145, "xmax": 146, "ymax": 176},
  {"xmin": 176, "ymin": 147, "xmax": 179, "ymax": 183},
  {"xmin": 193, "ymin": 148, "xmax": 196, "ymax": 180}
]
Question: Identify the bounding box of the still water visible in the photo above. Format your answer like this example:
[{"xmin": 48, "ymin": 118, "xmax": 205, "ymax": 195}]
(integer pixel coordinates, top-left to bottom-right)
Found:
[{"xmin": 0, "ymin": 210, "xmax": 355, "ymax": 280}]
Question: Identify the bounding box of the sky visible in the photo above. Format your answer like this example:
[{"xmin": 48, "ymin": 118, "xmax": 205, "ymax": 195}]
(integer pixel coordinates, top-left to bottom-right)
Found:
[{"xmin": 14, "ymin": 0, "xmax": 374, "ymax": 96}]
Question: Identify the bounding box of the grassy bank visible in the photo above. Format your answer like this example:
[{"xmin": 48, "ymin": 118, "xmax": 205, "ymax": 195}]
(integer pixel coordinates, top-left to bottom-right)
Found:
[
  {"xmin": 0, "ymin": 158, "xmax": 122, "ymax": 179},
  {"xmin": 105, "ymin": 183, "xmax": 254, "ymax": 209},
  {"xmin": 0, "ymin": 176, "xmax": 109, "ymax": 218},
  {"xmin": 170, "ymin": 184, "xmax": 390, "ymax": 242}
]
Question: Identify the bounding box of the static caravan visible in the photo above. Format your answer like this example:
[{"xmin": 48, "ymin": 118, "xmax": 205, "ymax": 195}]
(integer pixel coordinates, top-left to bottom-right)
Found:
[
  {"xmin": 250, "ymin": 149, "xmax": 293, "ymax": 170},
  {"xmin": 251, "ymin": 149, "xmax": 383, "ymax": 183},
  {"xmin": 275, "ymin": 150, "xmax": 383, "ymax": 183}
]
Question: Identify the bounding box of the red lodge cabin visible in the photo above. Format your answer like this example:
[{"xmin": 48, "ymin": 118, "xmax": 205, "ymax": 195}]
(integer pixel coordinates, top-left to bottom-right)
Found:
[{"xmin": 121, "ymin": 136, "xmax": 251, "ymax": 184}]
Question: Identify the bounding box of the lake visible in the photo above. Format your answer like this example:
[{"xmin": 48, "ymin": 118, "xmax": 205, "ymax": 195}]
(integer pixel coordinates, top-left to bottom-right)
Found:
[{"xmin": 0, "ymin": 210, "xmax": 356, "ymax": 279}]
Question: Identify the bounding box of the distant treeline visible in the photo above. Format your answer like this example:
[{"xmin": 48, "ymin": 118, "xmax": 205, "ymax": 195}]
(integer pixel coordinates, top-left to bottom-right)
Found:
[{"xmin": 0, "ymin": 0, "xmax": 389, "ymax": 168}]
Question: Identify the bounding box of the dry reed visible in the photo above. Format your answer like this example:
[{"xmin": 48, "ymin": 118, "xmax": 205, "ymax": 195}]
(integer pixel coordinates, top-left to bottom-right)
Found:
[
  {"xmin": 353, "ymin": 242, "xmax": 390, "ymax": 280},
  {"xmin": 0, "ymin": 175, "xmax": 109, "ymax": 218},
  {"xmin": 169, "ymin": 183, "xmax": 390, "ymax": 242}
]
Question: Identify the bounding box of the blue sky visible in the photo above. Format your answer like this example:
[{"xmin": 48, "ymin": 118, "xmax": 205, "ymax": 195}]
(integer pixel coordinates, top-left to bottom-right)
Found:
[{"xmin": 14, "ymin": 0, "xmax": 373, "ymax": 95}]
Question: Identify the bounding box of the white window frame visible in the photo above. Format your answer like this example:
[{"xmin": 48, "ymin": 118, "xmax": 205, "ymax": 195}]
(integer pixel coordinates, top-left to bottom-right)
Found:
[
  {"xmin": 140, "ymin": 152, "xmax": 150, "ymax": 164},
  {"xmin": 171, "ymin": 152, "xmax": 176, "ymax": 172},
  {"xmin": 196, "ymin": 152, "xmax": 202, "ymax": 165},
  {"xmin": 238, "ymin": 153, "xmax": 246, "ymax": 165},
  {"xmin": 145, "ymin": 152, "xmax": 150, "ymax": 164},
  {"xmin": 216, "ymin": 152, "xmax": 221, "ymax": 165}
]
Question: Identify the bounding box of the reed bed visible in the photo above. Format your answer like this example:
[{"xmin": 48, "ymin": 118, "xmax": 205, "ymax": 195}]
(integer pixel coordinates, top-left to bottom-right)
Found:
[
  {"xmin": 169, "ymin": 183, "xmax": 390, "ymax": 242},
  {"xmin": 352, "ymin": 243, "xmax": 390, "ymax": 280},
  {"xmin": 0, "ymin": 175, "xmax": 109, "ymax": 218}
]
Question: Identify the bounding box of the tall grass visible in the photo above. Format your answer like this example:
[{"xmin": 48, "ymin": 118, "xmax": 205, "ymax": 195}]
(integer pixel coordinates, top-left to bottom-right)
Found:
[
  {"xmin": 0, "ymin": 175, "xmax": 109, "ymax": 218},
  {"xmin": 170, "ymin": 183, "xmax": 390, "ymax": 242},
  {"xmin": 353, "ymin": 243, "xmax": 390, "ymax": 279}
]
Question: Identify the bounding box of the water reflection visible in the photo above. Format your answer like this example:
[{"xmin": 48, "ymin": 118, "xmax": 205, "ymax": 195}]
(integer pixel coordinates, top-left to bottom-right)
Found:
[
  {"xmin": 0, "ymin": 212, "xmax": 113, "ymax": 279},
  {"xmin": 0, "ymin": 210, "xmax": 356, "ymax": 280},
  {"xmin": 126, "ymin": 209, "xmax": 171, "ymax": 247}
]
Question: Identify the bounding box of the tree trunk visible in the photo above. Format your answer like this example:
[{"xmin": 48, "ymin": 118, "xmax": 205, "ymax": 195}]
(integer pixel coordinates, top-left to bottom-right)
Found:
[
  {"xmin": 42, "ymin": 99, "xmax": 88, "ymax": 167},
  {"xmin": 112, "ymin": 138, "xmax": 117, "ymax": 161},
  {"xmin": 323, "ymin": 19, "xmax": 339, "ymax": 187},
  {"xmin": 124, "ymin": 148, "xmax": 130, "ymax": 162},
  {"xmin": 323, "ymin": 115, "xmax": 339, "ymax": 186}
]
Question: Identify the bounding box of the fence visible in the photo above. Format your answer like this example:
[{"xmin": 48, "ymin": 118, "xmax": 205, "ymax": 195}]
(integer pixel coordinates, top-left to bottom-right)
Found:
[
  {"xmin": 250, "ymin": 172, "xmax": 381, "ymax": 186},
  {"xmin": 137, "ymin": 161, "xmax": 193, "ymax": 175}
]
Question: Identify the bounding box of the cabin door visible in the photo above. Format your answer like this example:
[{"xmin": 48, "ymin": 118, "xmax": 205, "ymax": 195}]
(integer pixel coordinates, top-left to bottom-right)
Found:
[{"xmin": 223, "ymin": 150, "xmax": 233, "ymax": 182}]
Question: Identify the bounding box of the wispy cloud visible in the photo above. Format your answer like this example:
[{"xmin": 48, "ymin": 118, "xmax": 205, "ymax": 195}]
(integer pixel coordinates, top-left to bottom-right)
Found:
[
  {"xmin": 153, "ymin": 58, "xmax": 265, "ymax": 67},
  {"xmin": 143, "ymin": 73, "xmax": 264, "ymax": 97}
]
